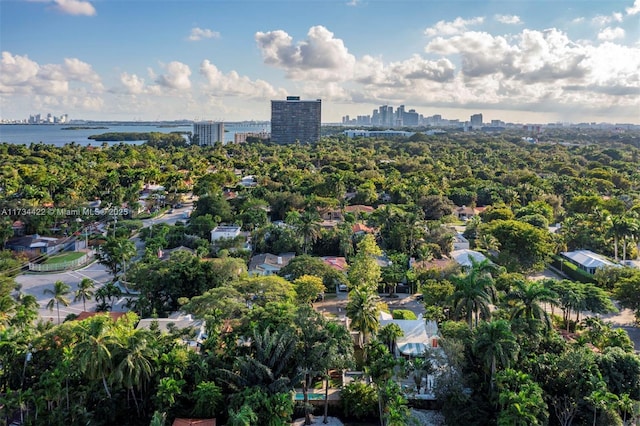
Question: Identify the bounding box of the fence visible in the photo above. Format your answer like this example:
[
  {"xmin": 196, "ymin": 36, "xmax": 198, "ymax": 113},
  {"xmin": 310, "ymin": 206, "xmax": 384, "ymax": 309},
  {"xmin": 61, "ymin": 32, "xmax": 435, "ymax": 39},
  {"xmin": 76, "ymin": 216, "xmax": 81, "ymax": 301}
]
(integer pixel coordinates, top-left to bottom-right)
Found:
[{"xmin": 29, "ymin": 252, "xmax": 94, "ymax": 272}]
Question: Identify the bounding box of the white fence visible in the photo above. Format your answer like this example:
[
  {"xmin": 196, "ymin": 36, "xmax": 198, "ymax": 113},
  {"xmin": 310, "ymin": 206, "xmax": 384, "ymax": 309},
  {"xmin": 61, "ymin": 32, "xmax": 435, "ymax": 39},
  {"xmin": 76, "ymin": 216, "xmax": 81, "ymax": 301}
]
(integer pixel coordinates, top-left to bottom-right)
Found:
[{"xmin": 29, "ymin": 252, "xmax": 94, "ymax": 272}]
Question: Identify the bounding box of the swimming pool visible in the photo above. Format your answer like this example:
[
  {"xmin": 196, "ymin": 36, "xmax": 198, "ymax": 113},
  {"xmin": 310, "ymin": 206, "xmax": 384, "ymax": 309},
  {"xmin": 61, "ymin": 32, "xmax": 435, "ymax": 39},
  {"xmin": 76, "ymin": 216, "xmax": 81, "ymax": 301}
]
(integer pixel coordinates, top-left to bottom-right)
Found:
[{"xmin": 294, "ymin": 392, "xmax": 325, "ymax": 401}]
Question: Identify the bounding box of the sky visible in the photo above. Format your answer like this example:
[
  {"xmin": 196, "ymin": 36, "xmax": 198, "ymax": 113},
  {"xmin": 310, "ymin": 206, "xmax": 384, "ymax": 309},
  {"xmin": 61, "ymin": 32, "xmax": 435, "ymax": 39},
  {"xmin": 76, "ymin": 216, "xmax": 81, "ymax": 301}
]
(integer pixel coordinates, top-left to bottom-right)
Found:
[{"xmin": 1, "ymin": 0, "xmax": 639, "ymax": 124}]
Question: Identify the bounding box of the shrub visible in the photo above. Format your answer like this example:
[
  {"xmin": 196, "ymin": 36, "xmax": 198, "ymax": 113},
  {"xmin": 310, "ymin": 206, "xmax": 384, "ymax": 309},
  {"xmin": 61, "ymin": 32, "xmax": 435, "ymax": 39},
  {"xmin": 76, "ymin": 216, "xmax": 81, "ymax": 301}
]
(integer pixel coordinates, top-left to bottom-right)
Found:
[
  {"xmin": 341, "ymin": 381, "xmax": 377, "ymax": 420},
  {"xmin": 392, "ymin": 309, "xmax": 417, "ymax": 320}
]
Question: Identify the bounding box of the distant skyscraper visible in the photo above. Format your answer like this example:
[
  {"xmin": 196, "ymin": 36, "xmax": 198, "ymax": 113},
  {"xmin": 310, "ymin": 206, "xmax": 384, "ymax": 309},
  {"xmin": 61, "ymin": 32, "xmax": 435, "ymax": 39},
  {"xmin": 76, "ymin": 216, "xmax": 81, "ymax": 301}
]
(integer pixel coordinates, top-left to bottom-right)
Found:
[
  {"xmin": 270, "ymin": 96, "xmax": 321, "ymax": 144},
  {"xmin": 193, "ymin": 121, "xmax": 225, "ymax": 146},
  {"xmin": 470, "ymin": 113, "xmax": 483, "ymax": 126}
]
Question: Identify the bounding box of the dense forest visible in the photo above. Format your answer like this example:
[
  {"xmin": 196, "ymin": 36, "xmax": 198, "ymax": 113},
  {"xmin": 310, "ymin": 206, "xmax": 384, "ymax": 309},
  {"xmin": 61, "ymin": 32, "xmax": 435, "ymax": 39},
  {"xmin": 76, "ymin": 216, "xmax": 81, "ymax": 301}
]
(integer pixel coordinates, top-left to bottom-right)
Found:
[{"xmin": 1, "ymin": 127, "xmax": 640, "ymax": 425}]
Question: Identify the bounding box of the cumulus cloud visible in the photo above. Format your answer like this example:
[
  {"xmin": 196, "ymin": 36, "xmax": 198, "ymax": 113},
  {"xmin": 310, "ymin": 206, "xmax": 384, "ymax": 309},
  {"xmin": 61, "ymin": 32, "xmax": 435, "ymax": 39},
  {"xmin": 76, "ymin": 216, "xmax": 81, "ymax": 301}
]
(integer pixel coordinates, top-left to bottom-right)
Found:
[
  {"xmin": 120, "ymin": 72, "xmax": 145, "ymax": 94},
  {"xmin": 597, "ymin": 27, "xmax": 625, "ymax": 41},
  {"xmin": 188, "ymin": 27, "xmax": 220, "ymax": 41},
  {"xmin": 54, "ymin": 0, "xmax": 96, "ymax": 16},
  {"xmin": 627, "ymin": 0, "xmax": 640, "ymax": 15},
  {"xmin": 255, "ymin": 25, "xmax": 356, "ymax": 81},
  {"xmin": 424, "ymin": 17, "xmax": 484, "ymax": 37},
  {"xmin": 495, "ymin": 14, "xmax": 521, "ymax": 25},
  {"xmin": 199, "ymin": 60, "xmax": 286, "ymax": 98},
  {"xmin": 410, "ymin": 26, "xmax": 640, "ymax": 114},
  {"xmin": 0, "ymin": 52, "xmax": 102, "ymax": 95},
  {"xmin": 154, "ymin": 61, "xmax": 192, "ymax": 90}
]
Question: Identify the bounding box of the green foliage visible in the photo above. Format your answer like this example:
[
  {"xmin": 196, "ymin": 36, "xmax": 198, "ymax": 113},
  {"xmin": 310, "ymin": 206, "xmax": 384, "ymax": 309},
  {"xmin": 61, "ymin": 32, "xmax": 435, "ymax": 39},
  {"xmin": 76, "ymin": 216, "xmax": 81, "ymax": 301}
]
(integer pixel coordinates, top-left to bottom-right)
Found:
[
  {"xmin": 391, "ymin": 309, "xmax": 417, "ymax": 320},
  {"xmin": 341, "ymin": 381, "xmax": 378, "ymax": 420}
]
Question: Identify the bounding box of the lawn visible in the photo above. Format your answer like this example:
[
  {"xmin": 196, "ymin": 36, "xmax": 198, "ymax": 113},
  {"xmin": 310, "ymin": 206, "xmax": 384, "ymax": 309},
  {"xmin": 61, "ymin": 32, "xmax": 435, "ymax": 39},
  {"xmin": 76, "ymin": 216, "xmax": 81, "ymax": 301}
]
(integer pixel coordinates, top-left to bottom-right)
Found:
[{"xmin": 43, "ymin": 252, "xmax": 85, "ymax": 264}]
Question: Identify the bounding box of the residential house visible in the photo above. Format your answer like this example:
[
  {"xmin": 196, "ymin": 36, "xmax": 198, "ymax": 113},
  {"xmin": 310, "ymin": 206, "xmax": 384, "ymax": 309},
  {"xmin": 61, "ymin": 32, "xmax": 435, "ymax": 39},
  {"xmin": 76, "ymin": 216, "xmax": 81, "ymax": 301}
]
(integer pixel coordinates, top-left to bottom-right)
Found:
[
  {"xmin": 450, "ymin": 249, "xmax": 488, "ymax": 269},
  {"xmin": 210, "ymin": 225, "xmax": 241, "ymax": 242},
  {"xmin": 379, "ymin": 313, "xmax": 440, "ymax": 356},
  {"xmin": 560, "ymin": 249, "xmax": 620, "ymax": 275},
  {"xmin": 453, "ymin": 205, "xmax": 487, "ymax": 221},
  {"xmin": 352, "ymin": 223, "xmax": 375, "ymax": 235},
  {"xmin": 248, "ymin": 252, "xmax": 295, "ymax": 276},
  {"xmin": 321, "ymin": 256, "xmax": 348, "ymax": 273},
  {"xmin": 136, "ymin": 313, "xmax": 207, "ymax": 350},
  {"xmin": 5, "ymin": 234, "xmax": 71, "ymax": 256},
  {"xmin": 238, "ymin": 175, "xmax": 257, "ymax": 188},
  {"xmin": 452, "ymin": 233, "xmax": 470, "ymax": 250}
]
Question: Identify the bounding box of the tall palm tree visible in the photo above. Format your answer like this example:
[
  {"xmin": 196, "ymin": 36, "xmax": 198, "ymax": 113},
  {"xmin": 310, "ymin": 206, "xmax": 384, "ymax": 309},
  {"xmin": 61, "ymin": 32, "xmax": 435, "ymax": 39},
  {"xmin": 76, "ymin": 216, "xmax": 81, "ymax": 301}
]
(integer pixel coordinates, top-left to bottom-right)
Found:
[
  {"xmin": 473, "ymin": 319, "xmax": 519, "ymax": 388},
  {"xmin": 44, "ymin": 280, "xmax": 71, "ymax": 324},
  {"xmin": 346, "ymin": 288, "xmax": 381, "ymax": 347},
  {"xmin": 74, "ymin": 278, "xmax": 95, "ymax": 312},
  {"xmin": 297, "ymin": 210, "xmax": 322, "ymax": 254},
  {"xmin": 451, "ymin": 259, "xmax": 498, "ymax": 329},
  {"xmin": 75, "ymin": 316, "xmax": 119, "ymax": 398},
  {"xmin": 607, "ymin": 215, "xmax": 627, "ymax": 261},
  {"xmin": 114, "ymin": 328, "xmax": 158, "ymax": 415},
  {"xmin": 506, "ymin": 279, "xmax": 558, "ymax": 330}
]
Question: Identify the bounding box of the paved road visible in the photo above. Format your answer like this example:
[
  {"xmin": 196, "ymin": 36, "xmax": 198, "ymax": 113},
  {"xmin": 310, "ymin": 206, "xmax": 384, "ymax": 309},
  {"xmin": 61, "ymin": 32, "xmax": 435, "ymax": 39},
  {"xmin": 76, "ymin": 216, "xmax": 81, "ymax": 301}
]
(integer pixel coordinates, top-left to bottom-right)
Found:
[{"xmin": 14, "ymin": 203, "xmax": 194, "ymax": 323}]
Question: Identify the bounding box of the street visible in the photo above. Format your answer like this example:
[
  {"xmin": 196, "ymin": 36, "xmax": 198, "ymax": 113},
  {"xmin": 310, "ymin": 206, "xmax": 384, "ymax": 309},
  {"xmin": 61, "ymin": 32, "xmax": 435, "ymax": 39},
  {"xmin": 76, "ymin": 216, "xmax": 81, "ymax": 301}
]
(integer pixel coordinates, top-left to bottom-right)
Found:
[{"xmin": 14, "ymin": 203, "xmax": 194, "ymax": 323}]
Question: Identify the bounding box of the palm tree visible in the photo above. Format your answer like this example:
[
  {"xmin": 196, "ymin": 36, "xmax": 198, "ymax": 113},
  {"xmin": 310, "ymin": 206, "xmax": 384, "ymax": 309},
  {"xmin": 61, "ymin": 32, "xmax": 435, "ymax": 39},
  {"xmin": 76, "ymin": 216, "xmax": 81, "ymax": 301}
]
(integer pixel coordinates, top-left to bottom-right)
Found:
[
  {"xmin": 74, "ymin": 278, "xmax": 95, "ymax": 312},
  {"xmin": 378, "ymin": 323, "xmax": 404, "ymax": 354},
  {"xmin": 473, "ymin": 319, "xmax": 519, "ymax": 388},
  {"xmin": 297, "ymin": 210, "xmax": 322, "ymax": 254},
  {"xmin": 44, "ymin": 280, "xmax": 71, "ymax": 324},
  {"xmin": 346, "ymin": 288, "xmax": 381, "ymax": 347},
  {"xmin": 75, "ymin": 316, "xmax": 119, "ymax": 398},
  {"xmin": 451, "ymin": 259, "xmax": 498, "ymax": 329},
  {"xmin": 608, "ymin": 215, "xmax": 627, "ymax": 261},
  {"xmin": 506, "ymin": 279, "xmax": 558, "ymax": 330},
  {"xmin": 113, "ymin": 328, "xmax": 158, "ymax": 415}
]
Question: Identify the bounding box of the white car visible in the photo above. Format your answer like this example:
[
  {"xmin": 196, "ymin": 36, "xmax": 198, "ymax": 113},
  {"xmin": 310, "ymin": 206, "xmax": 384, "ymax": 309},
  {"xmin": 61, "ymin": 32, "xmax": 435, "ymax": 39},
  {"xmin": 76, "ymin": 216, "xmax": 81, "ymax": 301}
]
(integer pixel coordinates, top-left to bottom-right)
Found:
[{"xmin": 338, "ymin": 284, "xmax": 348, "ymax": 292}]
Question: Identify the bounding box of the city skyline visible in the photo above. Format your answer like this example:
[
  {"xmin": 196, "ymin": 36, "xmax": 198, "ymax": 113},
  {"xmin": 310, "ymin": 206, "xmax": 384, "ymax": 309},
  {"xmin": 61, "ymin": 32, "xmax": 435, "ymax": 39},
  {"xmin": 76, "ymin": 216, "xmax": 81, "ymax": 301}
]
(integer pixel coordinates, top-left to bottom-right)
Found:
[{"xmin": 1, "ymin": 0, "xmax": 639, "ymax": 124}]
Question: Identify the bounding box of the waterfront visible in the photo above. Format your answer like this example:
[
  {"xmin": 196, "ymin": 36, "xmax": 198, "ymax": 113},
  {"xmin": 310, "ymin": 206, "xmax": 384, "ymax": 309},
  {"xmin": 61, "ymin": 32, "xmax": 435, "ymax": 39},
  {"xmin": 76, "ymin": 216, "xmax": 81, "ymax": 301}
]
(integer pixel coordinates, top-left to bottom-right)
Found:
[{"xmin": 0, "ymin": 122, "xmax": 270, "ymax": 146}]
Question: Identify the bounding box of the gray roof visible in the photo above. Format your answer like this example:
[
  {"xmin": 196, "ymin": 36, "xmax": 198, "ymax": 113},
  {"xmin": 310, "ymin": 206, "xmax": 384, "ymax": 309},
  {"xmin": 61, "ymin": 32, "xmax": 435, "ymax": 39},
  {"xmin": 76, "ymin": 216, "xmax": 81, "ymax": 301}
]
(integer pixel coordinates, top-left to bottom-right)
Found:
[{"xmin": 561, "ymin": 250, "xmax": 618, "ymax": 269}]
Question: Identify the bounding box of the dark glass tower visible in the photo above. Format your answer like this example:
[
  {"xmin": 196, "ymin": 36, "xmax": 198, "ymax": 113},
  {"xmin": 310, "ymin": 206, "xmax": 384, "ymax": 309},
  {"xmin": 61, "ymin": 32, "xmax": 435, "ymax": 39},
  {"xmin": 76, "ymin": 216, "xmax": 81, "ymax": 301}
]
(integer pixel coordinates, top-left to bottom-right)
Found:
[{"xmin": 270, "ymin": 96, "xmax": 321, "ymax": 144}]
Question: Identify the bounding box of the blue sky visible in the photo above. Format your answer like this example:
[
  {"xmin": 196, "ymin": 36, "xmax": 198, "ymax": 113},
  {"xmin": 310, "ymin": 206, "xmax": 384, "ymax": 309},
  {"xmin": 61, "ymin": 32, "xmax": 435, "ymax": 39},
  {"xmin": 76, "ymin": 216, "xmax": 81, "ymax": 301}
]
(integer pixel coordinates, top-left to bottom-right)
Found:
[{"xmin": 1, "ymin": 0, "xmax": 639, "ymax": 123}]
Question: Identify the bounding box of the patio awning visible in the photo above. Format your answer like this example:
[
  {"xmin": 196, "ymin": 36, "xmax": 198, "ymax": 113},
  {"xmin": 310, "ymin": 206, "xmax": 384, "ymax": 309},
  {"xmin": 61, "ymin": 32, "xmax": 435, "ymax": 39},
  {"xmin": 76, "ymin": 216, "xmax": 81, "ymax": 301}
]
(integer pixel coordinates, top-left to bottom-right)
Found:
[{"xmin": 397, "ymin": 342, "xmax": 427, "ymax": 356}]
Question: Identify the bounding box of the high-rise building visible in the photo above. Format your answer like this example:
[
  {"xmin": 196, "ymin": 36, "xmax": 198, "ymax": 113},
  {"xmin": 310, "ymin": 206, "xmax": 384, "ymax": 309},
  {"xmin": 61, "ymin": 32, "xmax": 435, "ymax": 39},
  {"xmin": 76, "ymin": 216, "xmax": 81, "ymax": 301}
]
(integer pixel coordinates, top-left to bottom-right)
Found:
[
  {"xmin": 271, "ymin": 96, "xmax": 321, "ymax": 144},
  {"xmin": 193, "ymin": 121, "xmax": 225, "ymax": 146},
  {"xmin": 470, "ymin": 113, "xmax": 483, "ymax": 126}
]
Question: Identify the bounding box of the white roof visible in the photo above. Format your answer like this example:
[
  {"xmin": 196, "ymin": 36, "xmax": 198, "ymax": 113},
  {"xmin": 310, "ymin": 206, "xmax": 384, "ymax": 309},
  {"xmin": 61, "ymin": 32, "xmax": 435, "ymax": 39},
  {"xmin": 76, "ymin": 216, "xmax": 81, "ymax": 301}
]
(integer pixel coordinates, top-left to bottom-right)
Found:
[
  {"xmin": 380, "ymin": 318, "xmax": 437, "ymax": 356},
  {"xmin": 450, "ymin": 249, "xmax": 487, "ymax": 267},
  {"xmin": 561, "ymin": 250, "xmax": 618, "ymax": 269}
]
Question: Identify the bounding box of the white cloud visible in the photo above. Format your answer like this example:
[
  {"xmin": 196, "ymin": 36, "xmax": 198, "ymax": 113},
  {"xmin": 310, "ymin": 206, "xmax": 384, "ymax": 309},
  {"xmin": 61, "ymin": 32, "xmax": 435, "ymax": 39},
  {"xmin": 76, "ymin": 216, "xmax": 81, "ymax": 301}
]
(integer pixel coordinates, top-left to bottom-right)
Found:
[
  {"xmin": 495, "ymin": 14, "xmax": 521, "ymax": 25},
  {"xmin": 0, "ymin": 52, "xmax": 102, "ymax": 96},
  {"xmin": 54, "ymin": 0, "xmax": 96, "ymax": 16},
  {"xmin": 199, "ymin": 60, "xmax": 286, "ymax": 98},
  {"xmin": 120, "ymin": 72, "xmax": 145, "ymax": 94},
  {"xmin": 255, "ymin": 25, "xmax": 356, "ymax": 81},
  {"xmin": 627, "ymin": 0, "xmax": 640, "ymax": 15},
  {"xmin": 424, "ymin": 17, "xmax": 484, "ymax": 37},
  {"xmin": 188, "ymin": 27, "xmax": 220, "ymax": 41},
  {"xmin": 154, "ymin": 61, "xmax": 192, "ymax": 90},
  {"xmin": 592, "ymin": 13, "xmax": 623, "ymax": 26},
  {"xmin": 597, "ymin": 27, "xmax": 625, "ymax": 41},
  {"xmin": 346, "ymin": 0, "xmax": 359, "ymax": 6},
  {"xmin": 0, "ymin": 52, "xmax": 40, "ymax": 93}
]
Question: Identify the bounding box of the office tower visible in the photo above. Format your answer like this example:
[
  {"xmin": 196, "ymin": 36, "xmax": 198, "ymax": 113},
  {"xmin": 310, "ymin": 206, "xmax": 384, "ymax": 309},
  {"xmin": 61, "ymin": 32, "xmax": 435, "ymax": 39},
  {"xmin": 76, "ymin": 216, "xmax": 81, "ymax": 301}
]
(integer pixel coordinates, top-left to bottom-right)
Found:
[
  {"xmin": 193, "ymin": 121, "xmax": 225, "ymax": 146},
  {"xmin": 270, "ymin": 96, "xmax": 321, "ymax": 144},
  {"xmin": 379, "ymin": 105, "xmax": 394, "ymax": 127},
  {"xmin": 470, "ymin": 113, "xmax": 483, "ymax": 126}
]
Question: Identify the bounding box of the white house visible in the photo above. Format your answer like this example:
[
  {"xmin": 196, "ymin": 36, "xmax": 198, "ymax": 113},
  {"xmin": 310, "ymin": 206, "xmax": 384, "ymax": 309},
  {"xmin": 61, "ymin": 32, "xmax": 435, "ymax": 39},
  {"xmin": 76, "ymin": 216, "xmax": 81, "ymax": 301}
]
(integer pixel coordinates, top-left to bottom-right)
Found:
[
  {"xmin": 560, "ymin": 249, "xmax": 619, "ymax": 275},
  {"xmin": 248, "ymin": 252, "xmax": 295, "ymax": 276},
  {"xmin": 136, "ymin": 313, "xmax": 207, "ymax": 350},
  {"xmin": 210, "ymin": 225, "xmax": 241, "ymax": 242},
  {"xmin": 450, "ymin": 249, "xmax": 488, "ymax": 268},
  {"xmin": 380, "ymin": 313, "xmax": 440, "ymax": 357},
  {"xmin": 452, "ymin": 233, "xmax": 470, "ymax": 250}
]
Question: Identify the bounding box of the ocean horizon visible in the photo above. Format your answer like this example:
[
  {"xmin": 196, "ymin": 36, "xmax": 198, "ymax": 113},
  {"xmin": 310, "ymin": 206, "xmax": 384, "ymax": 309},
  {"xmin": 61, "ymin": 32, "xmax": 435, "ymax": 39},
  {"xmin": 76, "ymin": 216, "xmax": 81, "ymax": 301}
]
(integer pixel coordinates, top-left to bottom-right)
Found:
[{"xmin": 0, "ymin": 122, "xmax": 271, "ymax": 146}]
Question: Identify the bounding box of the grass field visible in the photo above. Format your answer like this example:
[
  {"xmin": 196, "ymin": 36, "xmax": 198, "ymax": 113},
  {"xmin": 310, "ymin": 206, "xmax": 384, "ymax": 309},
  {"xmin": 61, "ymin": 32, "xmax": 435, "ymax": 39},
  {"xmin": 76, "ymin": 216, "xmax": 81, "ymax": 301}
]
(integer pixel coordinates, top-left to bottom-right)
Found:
[{"xmin": 43, "ymin": 252, "xmax": 85, "ymax": 264}]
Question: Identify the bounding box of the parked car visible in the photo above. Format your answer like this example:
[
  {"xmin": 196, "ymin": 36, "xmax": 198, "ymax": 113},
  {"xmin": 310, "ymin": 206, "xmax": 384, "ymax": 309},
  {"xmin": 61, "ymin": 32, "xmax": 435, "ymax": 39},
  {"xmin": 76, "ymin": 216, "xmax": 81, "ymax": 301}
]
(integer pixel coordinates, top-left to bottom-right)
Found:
[{"xmin": 338, "ymin": 283, "xmax": 348, "ymax": 292}]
